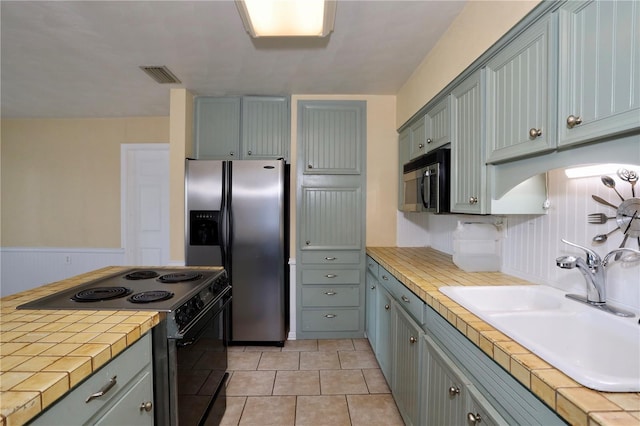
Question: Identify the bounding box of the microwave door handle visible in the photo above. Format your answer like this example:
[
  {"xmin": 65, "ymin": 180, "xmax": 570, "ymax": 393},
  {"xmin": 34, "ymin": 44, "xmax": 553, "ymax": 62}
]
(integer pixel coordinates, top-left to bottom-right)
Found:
[{"xmin": 421, "ymin": 170, "xmax": 430, "ymax": 209}]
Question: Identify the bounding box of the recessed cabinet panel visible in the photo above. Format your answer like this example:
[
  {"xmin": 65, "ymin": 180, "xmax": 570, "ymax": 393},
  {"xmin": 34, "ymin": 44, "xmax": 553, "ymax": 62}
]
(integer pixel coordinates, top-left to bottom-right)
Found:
[
  {"xmin": 300, "ymin": 186, "xmax": 362, "ymax": 250},
  {"xmin": 242, "ymin": 96, "xmax": 290, "ymax": 159},
  {"xmin": 375, "ymin": 283, "xmax": 394, "ymax": 383},
  {"xmin": 425, "ymin": 96, "xmax": 451, "ymax": 151},
  {"xmin": 486, "ymin": 15, "xmax": 556, "ymax": 163},
  {"xmin": 301, "ymin": 286, "xmax": 360, "ymax": 307},
  {"xmin": 301, "ymin": 269, "xmax": 360, "ymax": 285},
  {"xmin": 558, "ymin": 0, "xmax": 640, "ymax": 147},
  {"xmin": 299, "ymin": 101, "xmax": 364, "ymax": 174},
  {"xmin": 450, "ymin": 71, "xmax": 485, "ymax": 214},
  {"xmin": 301, "ymin": 309, "xmax": 360, "ymax": 331}
]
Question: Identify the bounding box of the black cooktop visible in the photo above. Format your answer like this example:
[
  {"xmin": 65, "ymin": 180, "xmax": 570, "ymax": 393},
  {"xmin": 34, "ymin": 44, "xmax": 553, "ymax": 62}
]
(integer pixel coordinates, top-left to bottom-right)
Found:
[{"xmin": 17, "ymin": 268, "xmax": 225, "ymax": 312}]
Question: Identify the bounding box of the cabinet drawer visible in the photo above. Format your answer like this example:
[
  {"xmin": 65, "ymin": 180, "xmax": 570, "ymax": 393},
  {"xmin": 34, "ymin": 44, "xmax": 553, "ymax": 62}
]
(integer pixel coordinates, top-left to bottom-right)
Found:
[
  {"xmin": 378, "ymin": 267, "xmax": 425, "ymax": 324},
  {"xmin": 366, "ymin": 256, "xmax": 379, "ymax": 276},
  {"xmin": 301, "ymin": 251, "xmax": 361, "ymax": 265},
  {"xmin": 302, "ymin": 286, "xmax": 360, "ymax": 307},
  {"xmin": 301, "ymin": 269, "xmax": 360, "ymax": 285},
  {"xmin": 31, "ymin": 333, "xmax": 152, "ymax": 425},
  {"xmin": 301, "ymin": 309, "xmax": 360, "ymax": 332}
]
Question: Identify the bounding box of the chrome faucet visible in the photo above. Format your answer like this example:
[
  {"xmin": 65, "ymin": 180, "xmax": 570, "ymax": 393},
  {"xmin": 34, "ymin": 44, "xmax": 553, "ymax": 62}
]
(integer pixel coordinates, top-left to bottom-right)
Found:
[{"xmin": 556, "ymin": 239, "xmax": 640, "ymax": 317}]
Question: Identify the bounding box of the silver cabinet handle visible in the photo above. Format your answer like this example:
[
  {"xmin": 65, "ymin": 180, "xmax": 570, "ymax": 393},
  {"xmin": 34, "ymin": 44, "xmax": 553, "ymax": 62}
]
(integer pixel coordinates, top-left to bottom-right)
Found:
[
  {"xmin": 384, "ymin": 304, "xmax": 390, "ymax": 310},
  {"xmin": 247, "ymin": 150, "xmax": 252, "ymax": 155},
  {"xmin": 467, "ymin": 412, "xmax": 482, "ymax": 425},
  {"xmin": 401, "ymin": 295, "xmax": 410, "ymax": 303},
  {"xmin": 86, "ymin": 376, "xmax": 117, "ymax": 403},
  {"xmin": 308, "ymin": 164, "xmax": 313, "ymax": 169},
  {"xmin": 426, "ymin": 138, "xmax": 433, "ymax": 144},
  {"xmin": 305, "ymin": 240, "xmax": 311, "ymax": 245},
  {"xmin": 528, "ymin": 128, "xmax": 542, "ymax": 138},
  {"xmin": 324, "ymin": 291, "xmax": 337, "ymax": 295},
  {"xmin": 448, "ymin": 386, "xmax": 460, "ymax": 397},
  {"xmin": 140, "ymin": 401, "xmax": 153, "ymax": 412},
  {"xmin": 325, "ymin": 257, "xmax": 337, "ymax": 261},
  {"xmin": 418, "ymin": 143, "xmax": 424, "ymax": 149},
  {"xmin": 382, "ymin": 275, "xmax": 389, "ymax": 281},
  {"xmin": 325, "ymin": 274, "xmax": 337, "ymax": 278},
  {"xmin": 566, "ymin": 115, "xmax": 583, "ymax": 128},
  {"xmin": 230, "ymin": 151, "xmax": 235, "ymax": 156},
  {"xmin": 469, "ymin": 196, "xmax": 478, "ymax": 205},
  {"xmin": 324, "ymin": 314, "xmax": 337, "ymax": 318},
  {"xmin": 370, "ymin": 285, "xmax": 376, "ymax": 290},
  {"xmin": 409, "ymin": 336, "xmax": 417, "ymax": 344}
]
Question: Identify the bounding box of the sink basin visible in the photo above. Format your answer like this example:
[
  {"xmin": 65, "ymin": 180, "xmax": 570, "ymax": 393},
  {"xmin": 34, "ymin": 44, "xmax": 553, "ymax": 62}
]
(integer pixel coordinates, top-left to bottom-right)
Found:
[{"xmin": 439, "ymin": 285, "xmax": 640, "ymax": 392}]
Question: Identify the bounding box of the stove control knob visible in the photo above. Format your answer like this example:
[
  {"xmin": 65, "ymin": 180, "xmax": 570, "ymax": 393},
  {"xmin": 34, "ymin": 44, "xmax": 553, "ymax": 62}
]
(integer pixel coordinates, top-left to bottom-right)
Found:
[
  {"xmin": 194, "ymin": 296, "xmax": 204, "ymax": 310},
  {"xmin": 175, "ymin": 308, "xmax": 189, "ymax": 326}
]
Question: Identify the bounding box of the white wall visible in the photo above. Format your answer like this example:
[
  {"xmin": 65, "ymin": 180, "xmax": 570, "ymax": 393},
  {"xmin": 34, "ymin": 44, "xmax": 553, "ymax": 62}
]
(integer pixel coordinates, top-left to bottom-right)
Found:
[{"xmin": 397, "ymin": 168, "xmax": 640, "ymax": 313}]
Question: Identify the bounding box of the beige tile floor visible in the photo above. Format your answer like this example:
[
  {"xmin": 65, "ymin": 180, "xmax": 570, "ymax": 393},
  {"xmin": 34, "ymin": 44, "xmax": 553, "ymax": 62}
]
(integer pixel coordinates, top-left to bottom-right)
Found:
[{"xmin": 221, "ymin": 339, "xmax": 405, "ymax": 426}]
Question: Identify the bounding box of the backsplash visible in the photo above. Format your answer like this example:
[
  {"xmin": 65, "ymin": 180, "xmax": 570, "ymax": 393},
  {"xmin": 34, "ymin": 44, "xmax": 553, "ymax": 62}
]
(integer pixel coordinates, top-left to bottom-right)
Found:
[{"xmin": 397, "ymin": 168, "xmax": 640, "ymax": 313}]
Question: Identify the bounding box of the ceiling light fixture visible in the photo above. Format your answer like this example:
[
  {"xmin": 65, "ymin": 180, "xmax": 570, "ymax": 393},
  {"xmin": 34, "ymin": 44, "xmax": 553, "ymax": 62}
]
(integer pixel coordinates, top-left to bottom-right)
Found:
[{"xmin": 235, "ymin": 0, "xmax": 336, "ymax": 38}]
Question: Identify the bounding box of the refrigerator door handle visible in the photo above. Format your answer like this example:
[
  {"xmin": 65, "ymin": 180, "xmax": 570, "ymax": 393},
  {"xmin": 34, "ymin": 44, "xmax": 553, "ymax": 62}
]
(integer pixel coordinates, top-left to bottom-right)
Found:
[{"xmin": 219, "ymin": 162, "xmax": 229, "ymax": 269}]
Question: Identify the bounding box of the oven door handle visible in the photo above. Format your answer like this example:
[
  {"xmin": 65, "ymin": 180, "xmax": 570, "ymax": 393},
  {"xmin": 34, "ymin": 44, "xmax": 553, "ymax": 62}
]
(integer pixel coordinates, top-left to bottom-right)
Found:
[{"xmin": 175, "ymin": 295, "xmax": 231, "ymax": 343}]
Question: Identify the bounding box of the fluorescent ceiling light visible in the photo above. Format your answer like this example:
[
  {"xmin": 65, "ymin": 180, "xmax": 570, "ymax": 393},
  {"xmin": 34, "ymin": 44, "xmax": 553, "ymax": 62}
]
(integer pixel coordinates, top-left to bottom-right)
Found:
[
  {"xmin": 236, "ymin": 0, "xmax": 336, "ymax": 37},
  {"xmin": 564, "ymin": 163, "xmax": 639, "ymax": 179}
]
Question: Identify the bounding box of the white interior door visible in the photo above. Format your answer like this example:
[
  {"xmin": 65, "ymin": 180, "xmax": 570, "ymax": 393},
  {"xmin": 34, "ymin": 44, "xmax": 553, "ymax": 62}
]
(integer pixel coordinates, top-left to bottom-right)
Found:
[{"xmin": 121, "ymin": 144, "xmax": 170, "ymax": 266}]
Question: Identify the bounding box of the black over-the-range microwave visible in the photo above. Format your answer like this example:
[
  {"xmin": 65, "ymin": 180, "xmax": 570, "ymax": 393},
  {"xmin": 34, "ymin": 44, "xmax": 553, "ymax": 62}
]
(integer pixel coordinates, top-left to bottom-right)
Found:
[{"xmin": 401, "ymin": 147, "xmax": 451, "ymax": 213}]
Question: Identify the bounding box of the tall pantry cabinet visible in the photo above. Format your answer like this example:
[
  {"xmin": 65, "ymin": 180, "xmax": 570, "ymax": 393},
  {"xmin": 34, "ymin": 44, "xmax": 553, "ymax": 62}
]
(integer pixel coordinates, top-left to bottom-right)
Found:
[{"xmin": 296, "ymin": 100, "xmax": 367, "ymax": 339}]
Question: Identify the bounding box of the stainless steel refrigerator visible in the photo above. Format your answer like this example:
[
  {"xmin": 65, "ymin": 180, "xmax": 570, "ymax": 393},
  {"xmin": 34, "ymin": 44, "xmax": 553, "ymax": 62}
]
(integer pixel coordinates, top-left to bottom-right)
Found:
[{"xmin": 185, "ymin": 159, "xmax": 289, "ymax": 345}]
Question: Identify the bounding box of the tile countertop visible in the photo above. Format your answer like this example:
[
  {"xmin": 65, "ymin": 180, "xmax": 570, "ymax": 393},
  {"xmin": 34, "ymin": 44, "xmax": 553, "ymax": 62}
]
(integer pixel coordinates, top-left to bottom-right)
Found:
[
  {"xmin": 366, "ymin": 247, "xmax": 640, "ymax": 426},
  {"xmin": 0, "ymin": 265, "xmax": 214, "ymax": 426}
]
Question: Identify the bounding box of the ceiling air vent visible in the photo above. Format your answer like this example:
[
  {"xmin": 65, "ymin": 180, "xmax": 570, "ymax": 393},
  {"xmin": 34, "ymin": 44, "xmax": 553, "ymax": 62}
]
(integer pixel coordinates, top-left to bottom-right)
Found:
[{"xmin": 140, "ymin": 66, "xmax": 181, "ymax": 84}]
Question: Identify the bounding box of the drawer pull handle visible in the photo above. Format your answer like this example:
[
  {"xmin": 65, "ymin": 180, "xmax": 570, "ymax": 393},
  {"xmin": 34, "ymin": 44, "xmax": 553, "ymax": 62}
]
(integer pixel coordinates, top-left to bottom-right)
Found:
[
  {"xmin": 325, "ymin": 274, "xmax": 337, "ymax": 278},
  {"xmin": 325, "ymin": 257, "xmax": 337, "ymax": 261},
  {"xmin": 86, "ymin": 376, "xmax": 117, "ymax": 403},
  {"xmin": 467, "ymin": 412, "xmax": 482, "ymax": 425},
  {"xmin": 449, "ymin": 386, "xmax": 460, "ymax": 397},
  {"xmin": 382, "ymin": 275, "xmax": 389, "ymax": 281},
  {"xmin": 401, "ymin": 295, "xmax": 410, "ymax": 303},
  {"xmin": 324, "ymin": 314, "xmax": 337, "ymax": 318},
  {"xmin": 324, "ymin": 291, "xmax": 337, "ymax": 296},
  {"xmin": 140, "ymin": 401, "xmax": 153, "ymax": 412}
]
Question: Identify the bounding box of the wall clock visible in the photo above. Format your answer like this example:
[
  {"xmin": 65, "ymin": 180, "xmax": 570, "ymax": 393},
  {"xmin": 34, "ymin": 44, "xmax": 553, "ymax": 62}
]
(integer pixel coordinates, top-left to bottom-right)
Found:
[{"xmin": 590, "ymin": 168, "xmax": 640, "ymax": 249}]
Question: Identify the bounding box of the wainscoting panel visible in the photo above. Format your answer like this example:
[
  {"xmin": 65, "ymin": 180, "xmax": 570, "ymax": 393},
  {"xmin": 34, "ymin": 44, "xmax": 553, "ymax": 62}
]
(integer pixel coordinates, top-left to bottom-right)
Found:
[{"xmin": 0, "ymin": 247, "xmax": 125, "ymax": 297}]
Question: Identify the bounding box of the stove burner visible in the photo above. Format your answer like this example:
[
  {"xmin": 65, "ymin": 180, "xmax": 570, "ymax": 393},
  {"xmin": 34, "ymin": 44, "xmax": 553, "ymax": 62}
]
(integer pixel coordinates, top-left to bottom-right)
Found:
[
  {"xmin": 128, "ymin": 291, "xmax": 174, "ymax": 304},
  {"xmin": 124, "ymin": 270, "xmax": 160, "ymax": 280},
  {"xmin": 157, "ymin": 272, "xmax": 203, "ymax": 283},
  {"xmin": 72, "ymin": 287, "xmax": 132, "ymax": 302}
]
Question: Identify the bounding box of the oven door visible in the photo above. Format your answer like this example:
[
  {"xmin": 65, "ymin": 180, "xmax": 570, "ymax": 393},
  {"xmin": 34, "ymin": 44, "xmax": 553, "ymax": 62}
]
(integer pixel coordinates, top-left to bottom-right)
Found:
[{"xmin": 174, "ymin": 294, "xmax": 230, "ymax": 426}]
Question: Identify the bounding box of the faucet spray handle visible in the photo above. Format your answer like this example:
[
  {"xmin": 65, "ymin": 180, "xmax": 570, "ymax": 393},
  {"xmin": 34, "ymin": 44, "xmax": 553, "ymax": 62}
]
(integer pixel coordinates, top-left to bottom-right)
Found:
[{"xmin": 561, "ymin": 239, "xmax": 601, "ymax": 266}]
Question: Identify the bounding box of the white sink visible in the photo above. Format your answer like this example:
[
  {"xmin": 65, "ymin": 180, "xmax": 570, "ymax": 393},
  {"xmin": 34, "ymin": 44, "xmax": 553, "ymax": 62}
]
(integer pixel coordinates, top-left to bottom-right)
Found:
[{"xmin": 439, "ymin": 285, "xmax": 640, "ymax": 392}]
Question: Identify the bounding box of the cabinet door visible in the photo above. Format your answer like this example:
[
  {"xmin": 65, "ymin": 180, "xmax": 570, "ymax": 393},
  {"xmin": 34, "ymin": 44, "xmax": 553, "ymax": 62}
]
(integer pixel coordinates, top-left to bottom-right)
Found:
[
  {"xmin": 409, "ymin": 117, "xmax": 427, "ymax": 159},
  {"xmin": 299, "ymin": 186, "xmax": 362, "ymax": 250},
  {"xmin": 365, "ymin": 269, "xmax": 378, "ymax": 350},
  {"xmin": 298, "ymin": 101, "xmax": 365, "ymax": 174},
  {"xmin": 242, "ymin": 96, "xmax": 290, "ymax": 160},
  {"xmin": 422, "ymin": 335, "xmax": 468, "ymax": 426},
  {"xmin": 558, "ymin": 0, "xmax": 640, "ymax": 147},
  {"xmin": 392, "ymin": 304, "xmax": 423, "ymax": 426},
  {"xmin": 465, "ymin": 384, "xmax": 508, "ymax": 426},
  {"xmin": 375, "ymin": 284, "xmax": 394, "ymax": 383},
  {"xmin": 92, "ymin": 370, "xmax": 154, "ymax": 426},
  {"xmin": 194, "ymin": 97, "xmax": 241, "ymax": 159},
  {"xmin": 486, "ymin": 15, "xmax": 556, "ymax": 163},
  {"xmin": 450, "ymin": 71, "xmax": 485, "ymax": 214},
  {"xmin": 425, "ymin": 96, "xmax": 451, "ymax": 151}
]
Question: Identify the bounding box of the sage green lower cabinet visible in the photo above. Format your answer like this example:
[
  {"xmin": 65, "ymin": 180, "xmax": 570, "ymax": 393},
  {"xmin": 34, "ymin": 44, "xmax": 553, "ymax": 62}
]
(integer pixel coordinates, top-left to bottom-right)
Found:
[
  {"xmin": 30, "ymin": 333, "xmax": 153, "ymax": 426},
  {"xmin": 423, "ymin": 334, "xmax": 506, "ymax": 426},
  {"xmin": 375, "ymin": 282, "xmax": 394, "ymax": 383},
  {"xmin": 392, "ymin": 302, "xmax": 424, "ymax": 426},
  {"xmin": 365, "ymin": 267, "xmax": 379, "ymax": 350}
]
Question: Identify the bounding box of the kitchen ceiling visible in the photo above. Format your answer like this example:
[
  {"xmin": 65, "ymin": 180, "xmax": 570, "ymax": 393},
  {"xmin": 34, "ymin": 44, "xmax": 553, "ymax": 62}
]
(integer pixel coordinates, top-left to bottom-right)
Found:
[{"xmin": 0, "ymin": 0, "xmax": 466, "ymax": 118}]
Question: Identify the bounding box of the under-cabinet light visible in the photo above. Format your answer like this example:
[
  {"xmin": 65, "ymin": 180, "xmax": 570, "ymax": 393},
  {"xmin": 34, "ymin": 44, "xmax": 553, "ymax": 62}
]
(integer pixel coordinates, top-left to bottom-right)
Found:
[
  {"xmin": 236, "ymin": 0, "xmax": 336, "ymax": 38},
  {"xmin": 564, "ymin": 164, "xmax": 639, "ymax": 179}
]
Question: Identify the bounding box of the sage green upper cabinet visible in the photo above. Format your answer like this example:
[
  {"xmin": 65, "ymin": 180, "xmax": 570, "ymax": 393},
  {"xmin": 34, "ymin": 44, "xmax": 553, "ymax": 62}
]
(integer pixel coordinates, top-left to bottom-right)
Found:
[
  {"xmin": 194, "ymin": 97, "xmax": 241, "ymax": 159},
  {"xmin": 486, "ymin": 14, "xmax": 557, "ymax": 163},
  {"xmin": 450, "ymin": 70, "xmax": 485, "ymax": 214},
  {"xmin": 424, "ymin": 96, "xmax": 451, "ymax": 152},
  {"xmin": 194, "ymin": 96, "xmax": 290, "ymax": 161},
  {"xmin": 558, "ymin": 0, "xmax": 640, "ymax": 147},
  {"xmin": 398, "ymin": 128, "xmax": 411, "ymax": 210},
  {"xmin": 241, "ymin": 96, "xmax": 290, "ymax": 160},
  {"xmin": 299, "ymin": 101, "xmax": 364, "ymax": 174},
  {"xmin": 409, "ymin": 117, "xmax": 427, "ymax": 159}
]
